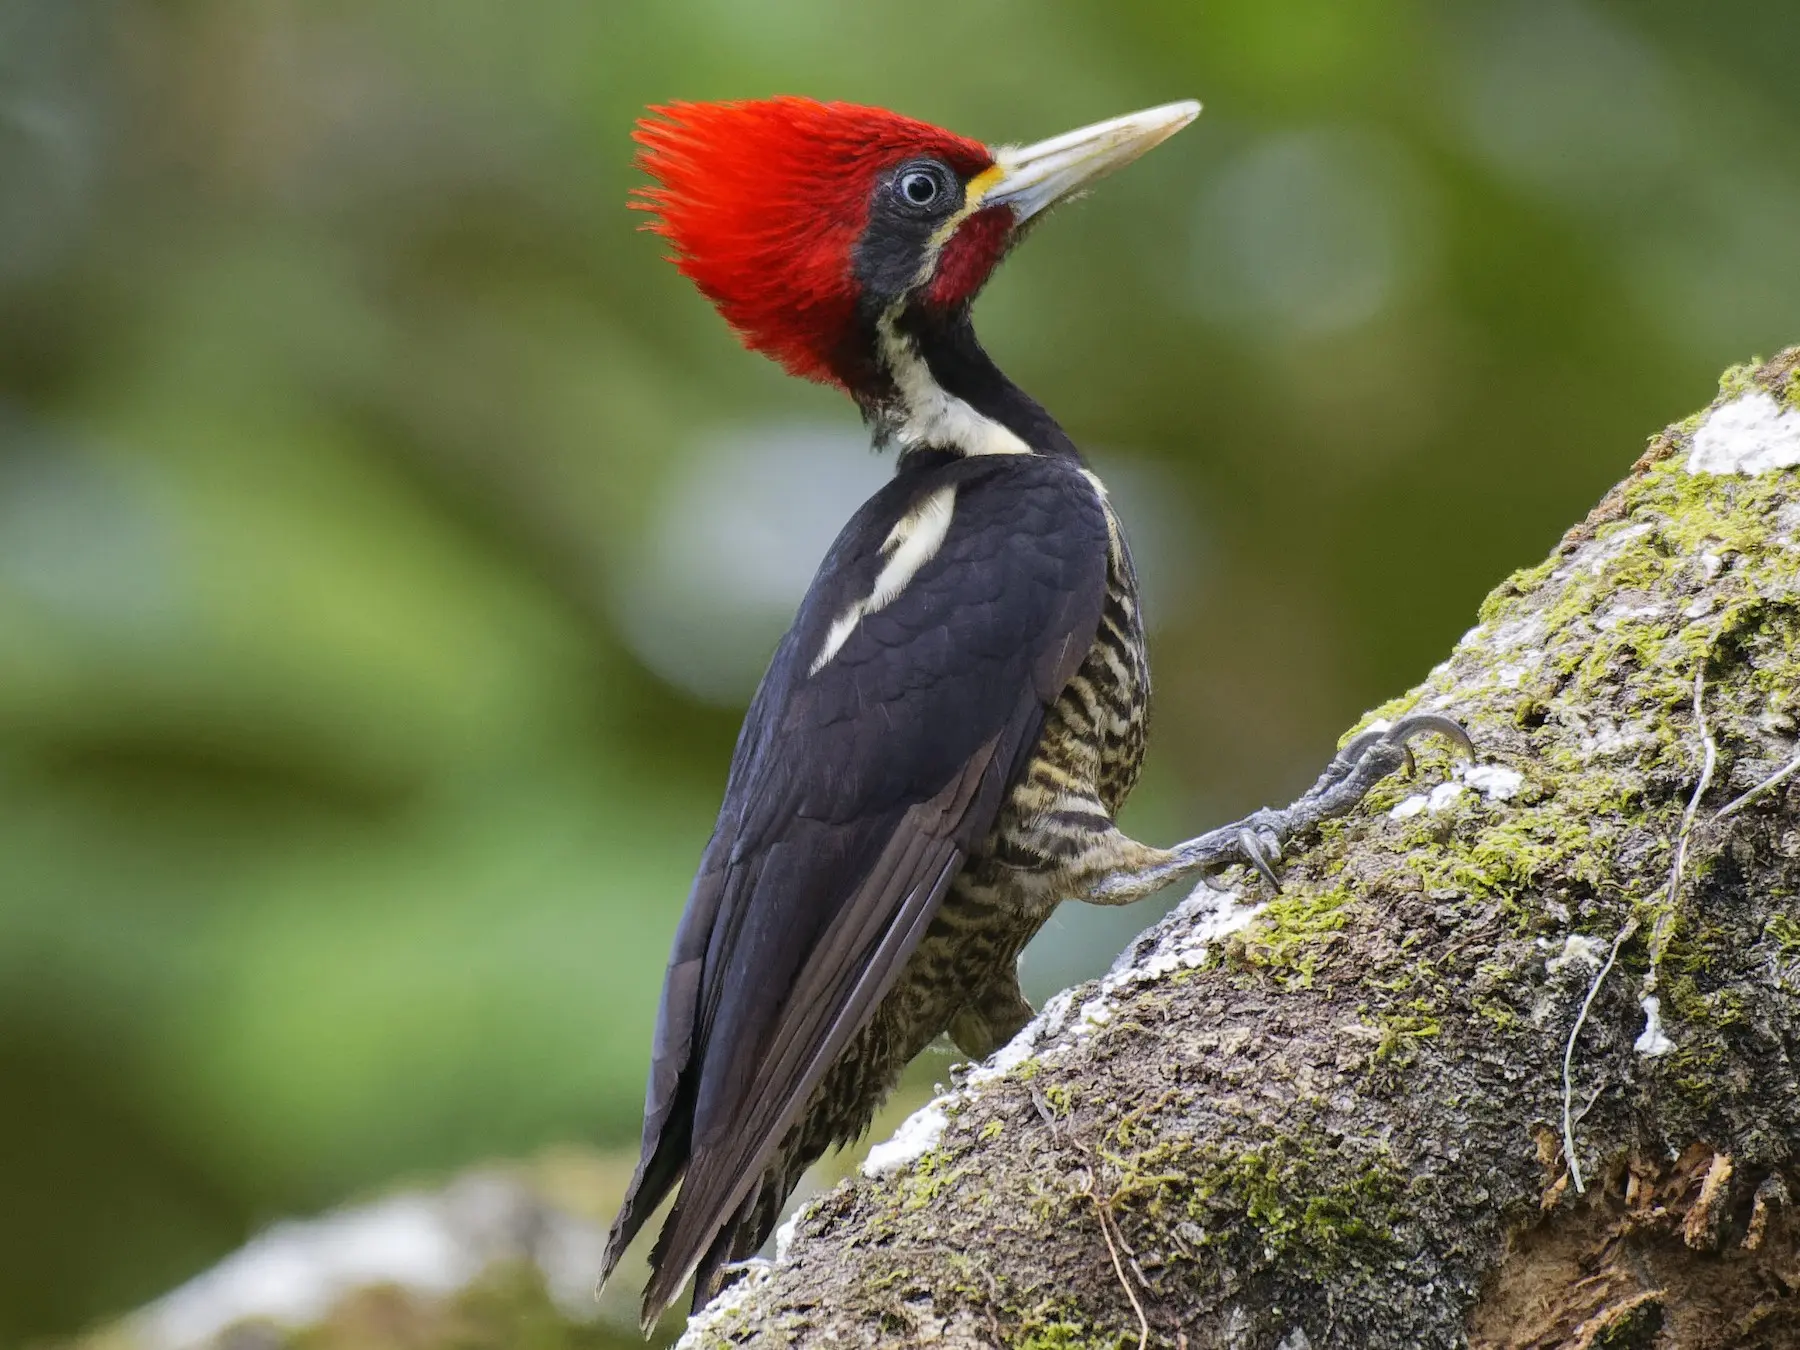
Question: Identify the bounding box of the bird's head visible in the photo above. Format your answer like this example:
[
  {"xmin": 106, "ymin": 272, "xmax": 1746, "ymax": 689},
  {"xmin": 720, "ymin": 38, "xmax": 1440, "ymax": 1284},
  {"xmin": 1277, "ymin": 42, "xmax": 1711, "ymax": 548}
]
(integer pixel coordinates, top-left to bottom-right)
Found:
[{"xmin": 633, "ymin": 97, "xmax": 1199, "ymax": 404}]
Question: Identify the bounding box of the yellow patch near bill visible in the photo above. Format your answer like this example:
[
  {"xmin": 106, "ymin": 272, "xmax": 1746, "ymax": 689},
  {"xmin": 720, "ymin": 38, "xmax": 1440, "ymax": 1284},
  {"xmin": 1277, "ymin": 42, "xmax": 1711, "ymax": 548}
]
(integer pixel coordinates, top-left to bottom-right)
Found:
[{"xmin": 926, "ymin": 163, "xmax": 1011, "ymax": 250}]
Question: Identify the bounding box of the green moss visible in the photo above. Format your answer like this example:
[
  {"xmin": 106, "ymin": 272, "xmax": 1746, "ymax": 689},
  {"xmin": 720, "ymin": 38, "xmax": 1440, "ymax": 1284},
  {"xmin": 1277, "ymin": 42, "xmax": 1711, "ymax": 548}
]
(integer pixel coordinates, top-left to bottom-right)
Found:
[
  {"xmin": 1234, "ymin": 882, "xmax": 1354, "ymax": 987},
  {"xmin": 1454, "ymin": 447, "xmax": 1796, "ymax": 795},
  {"xmin": 1665, "ymin": 972, "xmax": 1748, "ymax": 1030},
  {"xmin": 1717, "ymin": 361, "xmax": 1763, "ymax": 400},
  {"xmin": 1373, "ymin": 1003, "xmax": 1442, "ymax": 1065},
  {"xmin": 1766, "ymin": 914, "xmax": 1800, "ymax": 955},
  {"xmin": 897, "ymin": 1149, "xmax": 970, "ymax": 1210},
  {"xmin": 1405, "ymin": 801, "xmax": 1610, "ymax": 905},
  {"xmin": 1186, "ymin": 1142, "xmax": 1400, "ymax": 1257},
  {"xmin": 860, "ymin": 1266, "xmax": 912, "ymax": 1295},
  {"xmin": 1650, "ymin": 940, "xmax": 1762, "ymax": 1119},
  {"xmin": 1628, "ymin": 437, "xmax": 1789, "ymax": 556},
  {"xmin": 1660, "ymin": 909, "xmax": 1733, "ymax": 982},
  {"xmin": 1103, "ymin": 1130, "xmax": 1403, "ymax": 1273},
  {"xmin": 979, "ymin": 1117, "xmax": 1005, "ymax": 1142},
  {"xmin": 1477, "ymin": 557, "xmax": 1559, "ymax": 626},
  {"xmin": 1013, "ymin": 1306, "xmax": 1123, "ymax": 1350},
  {"xmin": 1471, "ymin": 993, "xmax": 1521, "ymax": 1030}
]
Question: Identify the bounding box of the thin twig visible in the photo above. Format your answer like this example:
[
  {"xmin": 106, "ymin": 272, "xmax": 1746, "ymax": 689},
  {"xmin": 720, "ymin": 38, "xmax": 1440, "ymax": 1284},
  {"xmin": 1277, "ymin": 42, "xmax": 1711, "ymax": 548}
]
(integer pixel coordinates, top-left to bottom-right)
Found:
[
  {"xmin": 966, "ymin": 1258, "xmax": 1004, "ymax": 1346},
  {"xmin": 1030, "ymin": 1083, "xmax": 1059, "ymax": 1142},
  {"xmin": 1563, "ymin": 668, "xmax": 1717, "ymax": 1195},
  {"xmin": 1561, "ymin": 915, "xmax": 1635, "ymax": 1195},
  {"xmin": 1573, "ymin": 1081, "xmax": 1606, "ymax": 1127},
  {"xmin": 1646, "ymin": 669, "xmax": 1719, "ymax": 992},
  {"xmin": 1068, "ymin": 1121, "xmax": 1151, "ymax": 1348},
  {"xmin": 1716, "ymin": 750, "xmax": 1800, "ymax": 821},
  {"xmin": 1091, "ymin": 1186, "xmax": 1150, "ymax": 1350}
]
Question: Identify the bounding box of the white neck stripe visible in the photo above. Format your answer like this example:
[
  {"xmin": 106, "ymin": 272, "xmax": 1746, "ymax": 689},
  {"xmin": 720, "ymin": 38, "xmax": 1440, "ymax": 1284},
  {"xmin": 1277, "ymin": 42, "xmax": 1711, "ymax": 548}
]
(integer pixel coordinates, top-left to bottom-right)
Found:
[{"xmin": 873, "ymin": 314, "xmax": 1032, "ymax": 458}]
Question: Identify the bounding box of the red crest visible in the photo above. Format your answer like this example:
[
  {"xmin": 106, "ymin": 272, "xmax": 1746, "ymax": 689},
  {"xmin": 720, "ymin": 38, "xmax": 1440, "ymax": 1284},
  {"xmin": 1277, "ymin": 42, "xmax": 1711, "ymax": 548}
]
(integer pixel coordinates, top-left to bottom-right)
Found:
[{"xmin": 633, "ymin": 98, "xmax": 994, "ymax": 388}]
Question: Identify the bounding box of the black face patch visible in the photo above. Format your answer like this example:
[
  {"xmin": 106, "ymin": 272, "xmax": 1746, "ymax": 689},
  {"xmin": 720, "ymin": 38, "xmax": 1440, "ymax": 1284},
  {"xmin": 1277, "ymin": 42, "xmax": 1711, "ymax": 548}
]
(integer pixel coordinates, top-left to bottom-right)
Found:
[{"xmin": 852, "ymin": 157, "xmax": 966, "ymax": 313}]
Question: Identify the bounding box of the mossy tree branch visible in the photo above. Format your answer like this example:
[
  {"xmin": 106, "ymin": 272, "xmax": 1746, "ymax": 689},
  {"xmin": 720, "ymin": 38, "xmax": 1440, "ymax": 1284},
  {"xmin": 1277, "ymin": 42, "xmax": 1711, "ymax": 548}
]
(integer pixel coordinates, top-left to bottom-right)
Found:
[{"xmin": 682, "ymin": 350, "xmax": 1800, "ymax": 1350}]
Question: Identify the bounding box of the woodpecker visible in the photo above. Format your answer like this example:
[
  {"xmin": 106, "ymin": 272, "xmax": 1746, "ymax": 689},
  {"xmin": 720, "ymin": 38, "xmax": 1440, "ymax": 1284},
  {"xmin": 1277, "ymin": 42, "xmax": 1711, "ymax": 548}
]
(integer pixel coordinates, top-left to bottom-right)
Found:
[{"xmin": 600, "ymin": 96, "xmax": 1468, "ymax": 1328}]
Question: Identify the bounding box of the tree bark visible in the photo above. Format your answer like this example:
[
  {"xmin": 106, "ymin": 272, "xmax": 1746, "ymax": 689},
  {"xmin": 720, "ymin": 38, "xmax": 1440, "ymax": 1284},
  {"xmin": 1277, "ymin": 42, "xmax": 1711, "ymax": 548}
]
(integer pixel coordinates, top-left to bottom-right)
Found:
[{"xmin": 680, "ymin": 349, "xmax": 1800, "ymax": 1350}]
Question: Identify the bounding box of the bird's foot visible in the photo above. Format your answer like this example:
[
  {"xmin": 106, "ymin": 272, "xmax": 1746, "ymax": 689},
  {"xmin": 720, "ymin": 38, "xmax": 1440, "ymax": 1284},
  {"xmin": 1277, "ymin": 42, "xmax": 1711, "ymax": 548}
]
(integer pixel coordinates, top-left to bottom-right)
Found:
[{"xmin": 1183, "ymin": 713, "xmax": 1473, "ymax": 893}]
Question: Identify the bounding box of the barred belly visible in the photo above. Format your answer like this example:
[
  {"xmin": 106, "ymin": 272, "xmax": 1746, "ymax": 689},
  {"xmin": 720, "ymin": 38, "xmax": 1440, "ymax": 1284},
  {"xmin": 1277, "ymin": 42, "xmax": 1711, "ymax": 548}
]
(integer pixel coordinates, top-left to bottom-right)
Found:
[{"xmin": 934, "ymin": 494, "xmax": 1151, "ymax": 974}]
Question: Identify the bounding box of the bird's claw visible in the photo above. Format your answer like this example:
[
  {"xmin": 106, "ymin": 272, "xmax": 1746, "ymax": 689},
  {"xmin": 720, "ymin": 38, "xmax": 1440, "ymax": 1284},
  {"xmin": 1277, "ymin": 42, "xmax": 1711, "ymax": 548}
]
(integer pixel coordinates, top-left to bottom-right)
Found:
[
  {"xmin": 1236, "ymin": 827, "xmax": 1283, "ymax": 892},
  {"xmin": 1231, "ymin": 712, "xmax": 1473, "ymax": 894},
  {"xmin": 1332, "ymin": 712, "xmax": 1474, "ymax": 787},
  {"xmin": 1384, "ymin": 712, "xmax": 1476, "ymax": 760}
]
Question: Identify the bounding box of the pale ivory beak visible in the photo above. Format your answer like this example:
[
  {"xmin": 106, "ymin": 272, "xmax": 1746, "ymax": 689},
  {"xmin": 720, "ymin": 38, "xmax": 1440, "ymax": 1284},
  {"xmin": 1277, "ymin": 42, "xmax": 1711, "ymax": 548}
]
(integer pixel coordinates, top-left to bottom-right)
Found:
[{"xmin": 978, "ymin": 100, "xmax": 1201, "ymax": 222}]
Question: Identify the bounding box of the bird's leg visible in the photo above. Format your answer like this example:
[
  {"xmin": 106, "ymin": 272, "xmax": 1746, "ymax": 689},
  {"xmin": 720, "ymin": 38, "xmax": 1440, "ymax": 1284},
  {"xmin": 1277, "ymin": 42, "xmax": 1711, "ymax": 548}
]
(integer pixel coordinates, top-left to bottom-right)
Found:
[
  {"xmin": 1081, "ymin": 714, "xmax": 1472, "ymax": 905},
  {"xmin": 948, "ymin": 969, "xmax": 1036, "ymax": 1060}
]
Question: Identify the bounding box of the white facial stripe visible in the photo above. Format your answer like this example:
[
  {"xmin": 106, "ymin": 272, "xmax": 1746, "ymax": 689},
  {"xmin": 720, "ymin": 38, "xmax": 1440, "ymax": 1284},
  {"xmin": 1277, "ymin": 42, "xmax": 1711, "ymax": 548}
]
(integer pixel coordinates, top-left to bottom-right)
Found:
[
  {"xmin": 810, "ymin": 485, "xmax": 957, "ymax": 675},
  {"xmin": 874, "ymin": 313, "xmax": 1033, "ymax": 458}
]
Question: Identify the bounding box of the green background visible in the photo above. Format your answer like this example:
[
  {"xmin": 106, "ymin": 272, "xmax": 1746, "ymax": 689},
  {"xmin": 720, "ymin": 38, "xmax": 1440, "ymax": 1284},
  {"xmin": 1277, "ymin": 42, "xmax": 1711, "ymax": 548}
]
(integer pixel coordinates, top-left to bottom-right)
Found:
[{"xmin": 3, "ymin": 0, "xmax": 1798, "ymax": 1341}]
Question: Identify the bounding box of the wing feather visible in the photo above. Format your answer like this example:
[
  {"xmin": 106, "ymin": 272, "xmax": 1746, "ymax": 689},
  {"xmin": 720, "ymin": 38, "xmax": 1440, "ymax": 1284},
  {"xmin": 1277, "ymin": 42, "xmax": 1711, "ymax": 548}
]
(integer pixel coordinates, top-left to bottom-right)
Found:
[{"xmin": 601, "ymin": 453, "xmax": 1110, "ymax": 1319}]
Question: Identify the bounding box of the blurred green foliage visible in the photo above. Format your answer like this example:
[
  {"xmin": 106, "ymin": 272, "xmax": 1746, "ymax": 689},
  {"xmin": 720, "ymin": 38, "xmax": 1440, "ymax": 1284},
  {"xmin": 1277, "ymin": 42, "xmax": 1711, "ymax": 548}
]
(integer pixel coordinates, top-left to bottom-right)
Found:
[{"xmin": 2, "ymin": 0, "xmax": 1798, "ymax": 1341}]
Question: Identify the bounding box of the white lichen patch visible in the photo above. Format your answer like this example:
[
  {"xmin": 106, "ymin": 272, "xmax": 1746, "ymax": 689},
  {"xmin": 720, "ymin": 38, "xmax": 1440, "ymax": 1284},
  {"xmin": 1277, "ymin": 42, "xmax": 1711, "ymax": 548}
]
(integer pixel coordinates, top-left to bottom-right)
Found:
[
  {"xmin": 1686, "ymin": 391, "xmax": 1800, "ymax": 476},
  {"xmin": 1463, "ymin": 763, "xmax": 1524, "ymax": 801},
  {"xmin": 677, "ymin": 1261, "xmax": 772, "ymax": 1348},
  {"xmin": 1058, "ymin": 888, "xmax": 1262, "ymax": 1043},
  {"xmin": 1575, "ymin": 716, "xmax": 1655, "ymax": 760},
  {"xmin": 1076, "ymin": 994, "xmax": 1115, "ymax": 1031},
  {"xmin": 1388, "ymin": 759, "xmax": 1524, "ymax": 820},
  {"xmin": 773, "ymin": 1208, "xmax": 804, "ymax": 1260},
  {"xmin": 1391, "ymin": 780, "xmax": 1465, "ymax": 819},
  {"xmin": 1634, "ymin": 994, "xmax": 1675, "ymax": 1057},
  {"xmin": 1546, "ymin": 934, "xmax": 1604, "ymax": 978},
  {"xmin": 1034, "ymin": 987, "xmax": 1079, "ymax": 1042},
  {"xmin": 1122, "ymin": 884, "xmax": 1264, "ymax": 984},
  {"xmin": 1584, "ymin": 522, "xmax": 1657, "ymax": 575},
  {"xmin": 861, "ymin": 1101, "xmax": 949, "ymax": 1176},
  {"xmin": 1595, "ymin": 602, "xmax": 1668, "ymax": 631},
  {"xmin": 1480, "ymin": 613, "xmax": 1546, "ymax": 654},
  {"xmin": 1493, "ymin": 654, "xmax": 1543, "ymax": 688},
  {"xmin": 1223, "ymin": 1305, "xmax": 1254, "ymax": 1345},
  {"xmin": 963, "ymin": 1016, "xmax": 1043, "ymax": 1089},
  {"xmin": 1389, "ymin": 794, "xmax": 1427, "ymax": 819},
  {"xmin": 1774, "ymin": 502, "xmax": 1800, "ymax": 548}
]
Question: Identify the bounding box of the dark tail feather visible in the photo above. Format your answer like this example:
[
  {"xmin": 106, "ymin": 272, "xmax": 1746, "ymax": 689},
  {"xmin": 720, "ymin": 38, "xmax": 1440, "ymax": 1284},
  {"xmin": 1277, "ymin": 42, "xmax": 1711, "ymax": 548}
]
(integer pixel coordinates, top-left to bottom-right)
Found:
[
  {"xmin": 641, "ymin": 1170, "xmax": 787, "ymax": 1330},
  {"xmin": 640, "ymin": 1190, "xmax": 729, "ymax": 1332},
  {"xmin": 687, "ymin": 1224, "xmax": 740, "ymax": 1320},
  {"xmin": 599, "ymin": 1112, "xmax": 692, "ymax": 1336}
]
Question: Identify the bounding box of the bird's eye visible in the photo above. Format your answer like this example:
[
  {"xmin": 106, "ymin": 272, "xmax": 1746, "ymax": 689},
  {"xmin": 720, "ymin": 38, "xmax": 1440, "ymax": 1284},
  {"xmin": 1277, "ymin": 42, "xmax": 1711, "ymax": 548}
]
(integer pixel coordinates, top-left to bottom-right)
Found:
[{"xmin": 899, "ymin": 169, "xmax": 942, "ymax": 207}]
